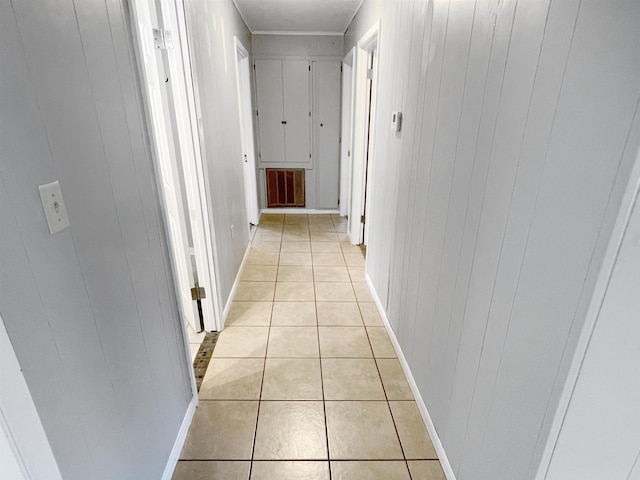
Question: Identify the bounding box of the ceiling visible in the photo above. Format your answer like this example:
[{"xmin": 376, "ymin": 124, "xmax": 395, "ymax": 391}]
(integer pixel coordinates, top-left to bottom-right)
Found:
[{"xmin": 233, "ymin": 0, "xmax": 364, "ymax": 35}]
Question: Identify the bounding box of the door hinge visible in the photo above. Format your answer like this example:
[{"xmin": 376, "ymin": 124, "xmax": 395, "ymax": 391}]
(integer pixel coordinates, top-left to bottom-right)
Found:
[
  {"xmin": 256, "ymin": 110, "xmax": 259, "ymax": 116},
  {"xmin": 309, "ymin": 65, "xmax": 311, "ymax": 71},
  {"xmin": 341, "ymin": 64, "xmax": 343, "ymax": 72},
  {"xmin": 191, "ymin": 286, "xmax": 206, "ymax": 301},
  {"xmin": 361, "ymin": 215, "xmax": 366, "ymax": 224},
  {"xmin": 153, "ymin": 28, "xmax": 173, "ymax": 50},
  {"xmin": 367, "ymin": 68, "xmax": 374, "ymax": 80},
  {"xmin": 253, "ymin": 64, "xmax": 256, "ymax": 71}
]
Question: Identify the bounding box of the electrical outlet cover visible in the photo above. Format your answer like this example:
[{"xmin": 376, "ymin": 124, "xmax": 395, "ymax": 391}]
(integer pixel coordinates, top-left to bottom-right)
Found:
[{"xmin": 38, "ymin": 181, "xmax": 70, "ymax": 234}]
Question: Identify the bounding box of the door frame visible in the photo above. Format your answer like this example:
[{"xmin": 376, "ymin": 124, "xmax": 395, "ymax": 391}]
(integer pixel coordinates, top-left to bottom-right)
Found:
[
  {"xmin": 234, "ymin": 37, "xmax": 260, "ymax": 226},
  {"xmin": 349, "ymin": 20, "xmax": 381, "ymax": 245},
  {"xmin": 339, "ymin": 48, "xmax": 356, "ymax": 217}
]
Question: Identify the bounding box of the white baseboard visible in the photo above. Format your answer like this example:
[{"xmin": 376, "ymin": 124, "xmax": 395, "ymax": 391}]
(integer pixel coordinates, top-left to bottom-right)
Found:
[
  {"xmin": 261, "ymin": 208, "xmax": 339, "ymax": 215},
  {"xmin": 365, "ymin": 274, "xmax": 457, "ymax": 480},
  {"xmin": 161, "ymin": 396, "xmax": 197, "ymax": 480},
  {"xmin": 222, "ymin": 241, "xmax": 253, "ymax": 327}
]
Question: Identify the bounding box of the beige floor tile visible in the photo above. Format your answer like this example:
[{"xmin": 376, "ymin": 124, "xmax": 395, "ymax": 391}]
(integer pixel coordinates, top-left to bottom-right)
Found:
[
  {"xmin": 308, "ymin": 214, "xmax": 333, "ymax": 224},
  {"xmin": 284, "ymin": 214, "xmax": 308, "ymax": 224},
  {"xmin": 283, "ymin": 230, "xmax": 310, "ymax": 242},
  {"xmin": 172, "ymin": 461, "xmax": 250, "ymax": 480},
  {"xmin": 344, "ymin": 253, "xmax": 366, "ymax": 267},
  {"xmin": 271, "ymin": 302, "xmax": 317, "ymax": 326},
  {"xmin": 226, "ymin": 302, "xmax": 273, "ymax": 327},
  {"xmin": 251, "ymin": 461, "xmax": 329, "ymax": 480},
  {"xmin": 316, "ymin": 302, "xmax": 363, "ymax": 326},
  {"xmin": 277, "ymin": 265, "xmax": 313, "ymax": 282},
  {"xmin": 322, "ymin": 358, "xmax": 385, "ymax": 400},
  {"xmin": 235, "ymin": 282, "xmax": 276, "ymax": 302},
  {"xmin": 353, "ymin": 283, "xmax": 375, "ymax": 303},
  {"xmin": 189, "ymin": 343, "xmax": 201, "ymax": 362},
  {"xmin": 260, "ymin": 213, "xmax": 284, "ymax": 223},
  {"xmin": 253, "ymin": 231, "xmax": 282, "ymax": 242},
  {"xmin": 268, "ymin": 327, "xmax": 319, "ymax": 357},
  {"xmin": 280, "ymin": 241, "xmax": 311, "ymax": 253},
  {"xmin": 213, "ymin": 327, "xmax": 269, "ymax": 358},
  {"xmin": 333, "ymin": 223, "xmax": 348, "ymax": 233},
  {"xmin": 348, "ymin": 266, "xmax": 366, "ymax": 282},
  {"xmin": 311, "ymin": 241, "xmax": 342, "ymax": 253},
  {"xmin": 180, "ymin": 401, "xmax": 258, "ymax": 460},
  {"xmin": 407, "ymin": 461, "xmax": 446, "ymax": 479},
  {"xmin": 359, "ymin": 303, "xmax": 384, "ymax": 326},
  {"xmin": 275, "ymin": 282, "xmax": 315, "ymax": 301},
  {"xmin": 390, "ymin": 402, "xmax": 437, "ymax": 459},
  {"xmin": 313, "ymin": 266, "xmax": 351, "ymax": 283},
  {"xmin": 283, "ymin": 223, "xmax": 310, "ymax": 233},
  {"xmin": 341, "ymin": 242, "xmax": 364, "ymax": 254},
  {"xmin": 325, "ymin": 401, "xmax": 403, "ymax": 459},
  {"xmin": 318, "ymin": 326, "xmax": 372, "ymax": 357},
  {"xmin": 312, "ymin": 253, "xmax": 346, "ymax": 267},
  {"xmin": 311, "ymin": 231, "xmax": 339, "ymax": 242},
  {"xmin": 250, "ymin": 241, "xmax": 281, "ymax": 253},
  {"xmin": 261, "ymin": 358, "xmax": 322, "ymax": 400},
  {"xmin": 330, "ymin": 461, "xmax": 410, "ymax": 480},
  {"xmin": 309, "ymin": 223, "xmax": 336, "ymax": 233},
  {"xmin": 315, "ymin": 282, "xmax": 356, "ymax": 302},
  {"xmin": 367, "ymin": 327, "xmax": 397, "ymax": 358},
  {"xmin": 253, "ymin": 401, "xmax": 327, "ymax": 459},
  {"xmin": 376, "ymin": 359, "xmax": 414, "ymax": 400},
  {"xmin": 199, "ymin": 358, "xmax": 264, "ymax": 400},
  {"xmin": 258, "ymin": 224, "xmax": 283, "ymax": 233},
  {"xmin": 279, "ymin": 252, "xmax": 312, "ymax": 266},
  {"xmin": 246, "ymin": 251, "xmax": 280, "ymax": 266},
  {"xmin": 241, "ymin": 265, "xmax": 278, "ymax": 282}
]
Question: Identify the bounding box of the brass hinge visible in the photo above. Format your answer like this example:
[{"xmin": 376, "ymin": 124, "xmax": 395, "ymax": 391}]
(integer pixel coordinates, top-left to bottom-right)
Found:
[
  {"xmin": 361, "ymin": 215, "xmax": 366, "ymax": 224},
  {"xmin": 191, "ymin": 286, "xmax": 206, "ymax": 301}
]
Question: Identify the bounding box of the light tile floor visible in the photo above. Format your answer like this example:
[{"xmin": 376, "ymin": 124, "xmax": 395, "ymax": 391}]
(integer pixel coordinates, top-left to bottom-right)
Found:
[{"xmin": 173, "ymin": 213, "xmax": 446, "ymax": 480}]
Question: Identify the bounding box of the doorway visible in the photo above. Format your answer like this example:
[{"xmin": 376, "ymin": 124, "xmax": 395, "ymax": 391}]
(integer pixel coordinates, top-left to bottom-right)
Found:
[
  {"xmin": 349, "ymin": 20, "xmax": 380, "ymax": 246},
  {"xmin": 234, "ymin": 37, "xmax": 260, "ymax": 227}
]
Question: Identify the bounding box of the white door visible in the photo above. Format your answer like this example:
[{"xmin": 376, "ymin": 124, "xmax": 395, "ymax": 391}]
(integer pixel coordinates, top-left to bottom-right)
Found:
[
  {"xmin": 339, "ymin": 50, "xmax": 355, "ymax": 217},
  {"xmin": 283, "ymin": 60, "xmax": 312, "ymax": 164},
  {"xmin": 129, "ymin": 1, "xmax": 198, "ymax": 333},
  {"xmin": 235, "ymin": 38, "xmax": 260, "ymax": 225},
  {"xmin": 255, "ymin": 60, "xmax": 285, "ymax": 163},
  {"xmin": 316, "ymin": 61, "xmax": 342, "ymax": 210}
]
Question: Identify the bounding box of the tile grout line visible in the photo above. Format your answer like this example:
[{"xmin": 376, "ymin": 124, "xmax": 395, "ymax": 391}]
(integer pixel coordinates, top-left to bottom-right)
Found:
[{"xmin": 247, "ymin": 216, "xmax": 283, "ymax": 479}]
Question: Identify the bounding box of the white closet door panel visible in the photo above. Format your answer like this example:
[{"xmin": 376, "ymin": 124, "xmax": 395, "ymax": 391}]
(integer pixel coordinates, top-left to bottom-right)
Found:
[
  {"xmin": 255, "ymin": 59, "xmax": 285, "ymax": 163},
  {"xmin": 317, "ymin": 61, "xmax": 341, "ymax": 209},
  {"xmin": 283, "ymin": 60, "xmax": 311, "ymax": 164}
]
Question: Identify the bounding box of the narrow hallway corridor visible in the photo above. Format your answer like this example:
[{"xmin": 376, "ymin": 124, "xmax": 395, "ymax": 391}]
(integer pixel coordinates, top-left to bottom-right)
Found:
[{"xmin": 172, "ymin": 214, "xmax": 445, "ymax": 479}]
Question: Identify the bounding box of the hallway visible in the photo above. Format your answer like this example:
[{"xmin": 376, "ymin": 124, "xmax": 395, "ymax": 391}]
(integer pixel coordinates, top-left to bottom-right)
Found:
[{"xmin": 172, "ymin": 213, "xmax": 445, "ymax": 479}]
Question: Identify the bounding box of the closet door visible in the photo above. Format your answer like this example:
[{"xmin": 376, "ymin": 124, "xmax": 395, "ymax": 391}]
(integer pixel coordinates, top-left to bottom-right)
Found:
[
  {"xmin": 282, "ymin": 60, "xmax": 311, "ymax": 164},
  {"xmin": 255, "ymin": 59, "xmax": 285, "ymax": 163},
  {"xmin": 316, "ymin": 61, "xmax": 341, "ymax": 209}
]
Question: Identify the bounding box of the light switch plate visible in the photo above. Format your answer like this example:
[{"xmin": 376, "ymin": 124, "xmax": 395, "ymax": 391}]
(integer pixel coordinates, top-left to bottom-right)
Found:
[{"xmin": 38, "ymin": 181, "xmax": 70, "ymax": 234}]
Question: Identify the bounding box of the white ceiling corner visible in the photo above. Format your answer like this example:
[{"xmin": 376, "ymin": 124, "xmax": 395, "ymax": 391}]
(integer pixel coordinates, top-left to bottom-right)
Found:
[{"xmin": 233, "ymin": 0, "xmax": 364, "ymax": 35}]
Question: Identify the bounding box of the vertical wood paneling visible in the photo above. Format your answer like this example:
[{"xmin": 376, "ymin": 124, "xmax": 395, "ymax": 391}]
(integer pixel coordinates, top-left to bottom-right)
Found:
[
  {"xmin": 345, "ymin": 0, "xmax": 640, "ymax": 478},
  {"xmin": 1, "ymin": 1, "xmax": 192, "ymax": 478}
]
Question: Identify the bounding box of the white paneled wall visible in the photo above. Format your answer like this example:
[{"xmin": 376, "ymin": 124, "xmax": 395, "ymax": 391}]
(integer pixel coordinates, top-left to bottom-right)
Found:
[
  {"xmin": 253, "ymin": 34, "xmax": 344, "ymax": 210},
  {"xmin": 183, "ymin": 0, "xmax": 252, "ymax": 305},
  {"xmin": 345, "ymin": 1, "xmax": 640, "ymax": 479},
  {"xmin": 0, "ymin": 1, "xmax": 192, "ymax": 479}
]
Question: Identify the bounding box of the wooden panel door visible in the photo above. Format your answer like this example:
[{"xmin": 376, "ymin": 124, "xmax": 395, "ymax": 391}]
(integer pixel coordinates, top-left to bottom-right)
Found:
[
  {"xmin": 316, "ymin": 61, "xmax": 341, "ymax": 209},
  {"xmin": 282, "ymin": 60, "xmax": 311, "ymax": 164},
  {"xmin": 255, "ymin": 59, "xmax": 285, "ymax": 163}
]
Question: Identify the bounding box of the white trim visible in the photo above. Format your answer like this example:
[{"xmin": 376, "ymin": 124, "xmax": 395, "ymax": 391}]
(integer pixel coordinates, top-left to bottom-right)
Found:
[
  {"xmin": 261, "ymin": 208, "xmax": 340, "ymax": 215},
  {"xmin": 339, "ymin": 48, "xmax": 356, "ymax": 217},
  {"xmin": 534, "ymin": 148, "xmax": 640, "ymax": 480},
  {"xmin": 349, "ymin": 19, "xmax": 381, "ymax": 245},
  {"xmin": 364, "ymin": 275, "xmax": 457, "ymax": 480},
  {"xmin": 230, "ymin": 0, "xmax": 251, "ymax": 32},
  {"xmin": 234, "ymin": 36, "xmax": 260, "ymax": 226},
  {"xmin": 252, "ymin": 31, "xmax": 344, "ymax": 36},
  {"xmin": 0, "ymin": 315, "xmax": 63, "ymax": 480},
  {"xmin": 343, "ymin": 0, "xmax": 367, "ymax": 34},
  {"xmin": 160, "ymin": 396, "xmax": 197, "ymax": 480},
  {"xmin": 222, "ymin": 242, "xmax": 253, "ymax": 327}
]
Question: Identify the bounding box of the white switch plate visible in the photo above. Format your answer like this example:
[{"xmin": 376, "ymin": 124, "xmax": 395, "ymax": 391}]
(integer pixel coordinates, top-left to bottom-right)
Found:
[{"xmin": 38, "ymin": 181, "xmax": 70, "ymax": 234}]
